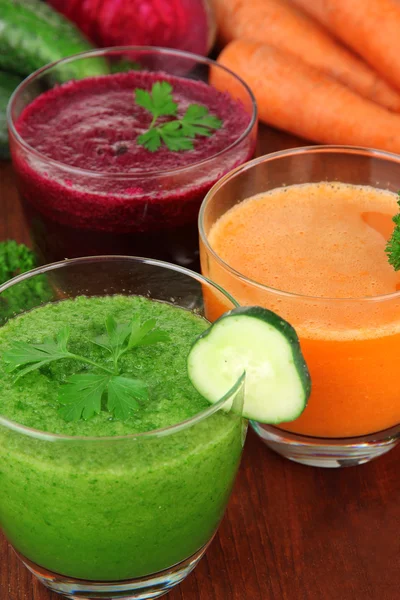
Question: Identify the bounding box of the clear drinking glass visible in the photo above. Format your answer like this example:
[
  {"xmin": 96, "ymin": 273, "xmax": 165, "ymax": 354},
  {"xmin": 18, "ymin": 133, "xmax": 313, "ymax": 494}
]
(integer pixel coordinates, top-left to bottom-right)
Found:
[
  {"xmin": 199, "ymin": 146, "xmax": 400, "ymax": 468},
  {"xmin": 0, "ymin": 256, "xmax": 246, "ymax": 599},
  {"xmin": 7, "ymin": 47, "xmax": 257, "ymax": 271}
]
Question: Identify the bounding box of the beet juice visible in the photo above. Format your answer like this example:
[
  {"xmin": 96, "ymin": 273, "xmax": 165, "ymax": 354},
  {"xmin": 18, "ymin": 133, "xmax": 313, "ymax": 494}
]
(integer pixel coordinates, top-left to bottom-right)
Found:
[{"xmin": 9, "ymin": 48, "xmax": 257, "ymax": 269}]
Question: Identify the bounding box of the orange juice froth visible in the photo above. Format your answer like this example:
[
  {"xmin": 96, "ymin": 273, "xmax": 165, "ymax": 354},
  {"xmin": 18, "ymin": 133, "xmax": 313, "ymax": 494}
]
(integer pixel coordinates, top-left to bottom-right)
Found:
[{"xmin": 206, "ymin": 182, "xmax": 400, "ymax": 437}]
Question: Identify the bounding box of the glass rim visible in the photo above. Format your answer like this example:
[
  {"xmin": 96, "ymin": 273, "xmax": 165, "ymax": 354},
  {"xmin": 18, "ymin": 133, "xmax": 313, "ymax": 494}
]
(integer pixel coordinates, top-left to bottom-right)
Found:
[
  {"xmin": 199, "ymin": 144, "xmax": 400, "ymax": 303},
  {"xmin": 0, "ymin": 255, "xmax": 243, "ymax": 443},
  {"xmin": 7, "ymin": 45, "xmax": 258, "ymax": 179},
  {"xmin": 253, "ymin": 421, "xmax": 400, "ymax": 444}
]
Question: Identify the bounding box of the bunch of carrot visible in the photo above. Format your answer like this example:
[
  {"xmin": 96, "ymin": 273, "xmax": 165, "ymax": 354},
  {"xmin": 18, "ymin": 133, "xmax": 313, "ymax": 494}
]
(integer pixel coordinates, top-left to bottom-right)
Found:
[{"xmin": 211, "ymin": 0, "xmax": 400, "ymax": 152}]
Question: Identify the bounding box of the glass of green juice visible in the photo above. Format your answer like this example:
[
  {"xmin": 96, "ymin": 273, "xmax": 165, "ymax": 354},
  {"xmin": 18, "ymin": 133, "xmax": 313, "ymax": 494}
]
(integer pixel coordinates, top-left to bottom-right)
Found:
[{"xmin": 0, "ymin": 256, "xmax": 246, "ymax": 599}]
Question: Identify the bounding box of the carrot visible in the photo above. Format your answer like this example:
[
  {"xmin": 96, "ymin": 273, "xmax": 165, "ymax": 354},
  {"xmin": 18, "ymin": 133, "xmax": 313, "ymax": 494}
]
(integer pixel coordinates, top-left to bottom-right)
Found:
[
  {"xmin": 213, "ymin": 39, "xmax": 400, "ymax": 152},
  {"xmin": 211, "ymin": 0, "xmax": 400, "ymax": 112},
  {"xmin": 290, "ymin": 0, "xmax": 400, "ymax": 92}
]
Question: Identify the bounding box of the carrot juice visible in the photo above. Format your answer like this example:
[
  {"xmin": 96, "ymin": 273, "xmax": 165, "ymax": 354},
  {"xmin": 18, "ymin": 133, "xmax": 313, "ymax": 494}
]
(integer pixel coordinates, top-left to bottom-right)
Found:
[{"xmin": 203, "ymin": 181, "xmax": 400, "ymax": 438}]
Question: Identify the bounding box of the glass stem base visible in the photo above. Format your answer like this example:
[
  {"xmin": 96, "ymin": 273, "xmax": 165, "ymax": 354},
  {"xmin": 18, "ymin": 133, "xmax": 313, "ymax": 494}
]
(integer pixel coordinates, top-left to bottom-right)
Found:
[
  {"xmin": 17, "ymin": 541, "xmax": 212, "ymax": 599},
  {"xmin": 251, "ymin": 422, "xmax": 400, "ymax": 468}
]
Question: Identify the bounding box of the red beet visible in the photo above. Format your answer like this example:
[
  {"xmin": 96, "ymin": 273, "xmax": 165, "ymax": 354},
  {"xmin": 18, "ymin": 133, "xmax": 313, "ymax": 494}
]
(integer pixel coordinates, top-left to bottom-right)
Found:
[{"xmin": 48, "ymin": 0, "xmax": 215, "ymax": 56}]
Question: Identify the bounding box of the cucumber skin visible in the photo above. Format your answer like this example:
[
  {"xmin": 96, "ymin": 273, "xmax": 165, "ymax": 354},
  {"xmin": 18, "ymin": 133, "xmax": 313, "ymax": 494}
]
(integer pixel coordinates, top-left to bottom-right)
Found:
[
  {"xmin": 238, "ymin": 306, "xmax": 311, "ymax": 403},
  {"xmin": 0, "ymin": 71, "xmax": 23, "ymax": 158},
  {"xmin": 9, "ymin": 0, "xmax": 87, "ymax": 34},
  {"xmin": 0, "ymin": 0, "xmax": 106, "ymax": 79},
  {"xmin": 196, "ymin": 305, "xmax": 311, "ymax": 408}
]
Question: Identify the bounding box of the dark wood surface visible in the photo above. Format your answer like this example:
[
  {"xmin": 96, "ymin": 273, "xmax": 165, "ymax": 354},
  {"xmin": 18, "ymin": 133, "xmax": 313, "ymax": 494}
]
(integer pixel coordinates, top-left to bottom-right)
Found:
[{"xmin": 1, "ymin": 126, "xmax": 399, "ymax": 600}]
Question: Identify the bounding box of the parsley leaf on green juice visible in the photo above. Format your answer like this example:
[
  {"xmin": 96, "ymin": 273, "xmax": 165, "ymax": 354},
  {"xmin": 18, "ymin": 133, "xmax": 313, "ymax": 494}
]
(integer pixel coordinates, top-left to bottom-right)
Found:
[
  {"xmin": 58, "ymin": 374, "xmax": 111, "ymax": 422},
  {"xmin": 385, "ymin": 192, "xmax": 400, "ymax": 271},
  {"xmin": 135, "ymin": 81, "xmax": 222, "ymax": 152},
  {"xmin": 3, "ymin": 315, "xmax": 170, "ymax": 423}
]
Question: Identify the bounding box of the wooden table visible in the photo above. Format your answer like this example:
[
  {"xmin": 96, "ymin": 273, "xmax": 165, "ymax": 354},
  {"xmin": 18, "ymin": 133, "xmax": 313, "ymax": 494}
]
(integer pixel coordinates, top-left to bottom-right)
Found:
[{"xmin": 1, "ymin": 126, "xmax": 399, "ymax": 600}]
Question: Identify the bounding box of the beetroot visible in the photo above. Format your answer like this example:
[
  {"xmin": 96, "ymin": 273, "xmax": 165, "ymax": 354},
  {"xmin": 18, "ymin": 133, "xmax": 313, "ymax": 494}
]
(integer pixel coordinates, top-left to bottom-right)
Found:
[{"xmin": 47, "ymin": 0, "xmax": 215, "ymax": 56}]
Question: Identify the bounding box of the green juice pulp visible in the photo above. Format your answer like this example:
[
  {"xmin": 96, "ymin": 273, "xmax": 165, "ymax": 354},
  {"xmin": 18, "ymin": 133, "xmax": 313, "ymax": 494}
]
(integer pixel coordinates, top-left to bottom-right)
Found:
[{"xmin": 0, "ymin": 296, "xmax": 245, "ymax": 580}]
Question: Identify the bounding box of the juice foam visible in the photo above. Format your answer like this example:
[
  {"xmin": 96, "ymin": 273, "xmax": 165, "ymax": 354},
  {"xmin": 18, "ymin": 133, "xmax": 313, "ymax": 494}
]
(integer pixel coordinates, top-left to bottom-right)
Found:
[
  {"xmin": 209, "ymin": 182, "xmax": 400, "ymax": 298},
  {"xmin": 209, "ymin": 182, "xmax": 400, "ymax": 340}
]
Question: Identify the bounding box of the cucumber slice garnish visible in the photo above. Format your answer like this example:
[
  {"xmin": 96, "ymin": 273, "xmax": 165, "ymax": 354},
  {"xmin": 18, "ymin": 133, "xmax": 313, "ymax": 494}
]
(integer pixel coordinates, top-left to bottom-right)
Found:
[{"xmin": 187, "ymin": 306, "xmax": 311, "ymax": 424}]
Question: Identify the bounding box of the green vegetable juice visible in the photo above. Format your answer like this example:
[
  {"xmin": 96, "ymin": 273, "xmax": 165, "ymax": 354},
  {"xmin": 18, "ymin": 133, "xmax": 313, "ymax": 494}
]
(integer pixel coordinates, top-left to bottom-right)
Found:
[{"xmin": 0, "ymin": 295, "xmax": 245, "ymax": 580}]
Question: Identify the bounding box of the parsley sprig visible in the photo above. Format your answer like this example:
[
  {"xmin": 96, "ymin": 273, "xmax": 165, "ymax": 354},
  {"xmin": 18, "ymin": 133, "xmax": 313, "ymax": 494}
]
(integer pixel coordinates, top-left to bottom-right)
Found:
[
  {"xmin": 135, "ymin": 81, "xmax": 222, "ymax": 152},
  {"xmin": 385, "ymin": 192, "xmax": 400, "ymax": 271},
  {"xmin": 3, "ymin": 315, "xmax": 170, "ymax": 422}
]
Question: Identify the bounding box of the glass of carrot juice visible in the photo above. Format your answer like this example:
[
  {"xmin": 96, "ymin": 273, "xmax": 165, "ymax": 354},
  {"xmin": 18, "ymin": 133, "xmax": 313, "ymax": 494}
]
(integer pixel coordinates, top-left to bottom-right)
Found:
[{"xmin": 199, "ymin": 146, "xmax": 400, "ymax": 468}]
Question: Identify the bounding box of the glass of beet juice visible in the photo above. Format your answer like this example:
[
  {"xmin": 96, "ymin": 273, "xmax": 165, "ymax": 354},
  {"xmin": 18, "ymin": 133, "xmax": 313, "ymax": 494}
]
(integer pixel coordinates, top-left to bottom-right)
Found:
[
  {"xmin": 7, "ymin": 47, "xmax": 257, "ymax": 270},
  {"xmin": 0, "ymin": 256, "xmax": 246, "ymax": 599}
]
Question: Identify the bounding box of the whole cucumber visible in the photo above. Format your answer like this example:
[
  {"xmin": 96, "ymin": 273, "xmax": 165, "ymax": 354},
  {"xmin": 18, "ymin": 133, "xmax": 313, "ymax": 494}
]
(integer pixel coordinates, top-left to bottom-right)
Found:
[
  {"xmin": 0, "ymin": 0, "xmax": 107, "ymax": 79},
  {"xmin": 0, "ymin": 71, "xmax": 23, "ymax": 159}
]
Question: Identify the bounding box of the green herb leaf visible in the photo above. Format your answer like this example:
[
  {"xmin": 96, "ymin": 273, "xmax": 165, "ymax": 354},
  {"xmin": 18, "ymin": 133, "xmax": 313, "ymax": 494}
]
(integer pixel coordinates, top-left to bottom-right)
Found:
[
  {"xmin": 95, "ymin": 315, "xmax": 170, "ymax": 363},
  {"xmin": 135, "ymin": 81, "xmax": 178, "ymax": 121},
  {"xmin": 137, "ymin": 128, "xmax": 162, "ymax": 152},
  {"xmin": 3, "ymin": 313, "xmax": 170, "ymax": 422},
  {"xmin": 125, "ymin": 316, "xmax": 170, "ymax": 350},
  {"xmin": 4, "ymin": 326, "xmax": 71, "ymax": 380},
  {"xmin": 126, "ymin": 314, "xmax": 144, "ymax": 348},
  {"xmin": 180, "ymin": 104, "xmax": 222, "ymax": 137},
  {"xmin": 159, "ymin": 123, "xmax": 194, "ymax": 152},
  {"xmin": 0, "ymin": 241, "xmax": 53, "ymax": 327},
  {"xmin": 136, "ymin": 328, "xmax": 171, "ymax": 347},
  {"xmin": 127, "ymin": 317, "xmax": 156, "ymax": 348},
  {"xmin": 58, "ymin": 374, "xmax": 110, "ymax": 422},
  {"xmin": 107, "ymin": 375, "xmax": 148, "ymax": 420},
  {"xmin": 385, "ymin": 193, "xmax": 400, "ymax": 271},
  {"xmin": 100, "ymin": 317, "xmax": 131, "ymax": 352},
  {"xmin": 0, "ymin": 240, "xmax": 36, "ymax": 285},
  {"xmin": 56, "ymin": 327, "xmax": 70, "ymax": 352},
  {"xmin": 135, "ymin": 82, "xmax": 223, "ymax": 152}
]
